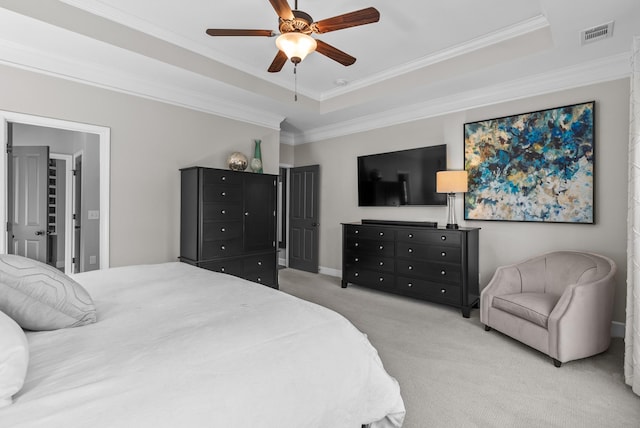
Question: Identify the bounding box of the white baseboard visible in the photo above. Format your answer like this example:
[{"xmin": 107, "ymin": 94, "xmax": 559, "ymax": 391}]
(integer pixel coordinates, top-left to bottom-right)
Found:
[
  {"xmin": 315, "ymin": 266, "xmax": 626, "ymax": 338},
  {"xmin": 611, "ymin": 321, "xmax": 625, "ymax": 338}
]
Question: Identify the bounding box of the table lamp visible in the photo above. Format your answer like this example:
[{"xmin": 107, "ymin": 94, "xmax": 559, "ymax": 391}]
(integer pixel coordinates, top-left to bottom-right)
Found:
[{"xmin": 436, "ymin": 170, "xmax": 468, "ymax": 229}]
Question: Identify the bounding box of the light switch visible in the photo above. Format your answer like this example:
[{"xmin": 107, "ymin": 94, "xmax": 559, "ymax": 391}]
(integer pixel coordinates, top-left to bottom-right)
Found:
[
  {"xmin": 88, "ymin": 210, "xmax": 100, "ymax": 220},
  {"xmin": 89, "ymin": 255, "xmax": 97, "ymax": 265}
]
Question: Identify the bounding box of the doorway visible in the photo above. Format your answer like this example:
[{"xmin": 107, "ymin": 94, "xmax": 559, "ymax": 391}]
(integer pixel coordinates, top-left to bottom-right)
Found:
[{"xmin": 0, "ymin": 111, "xmax": 110, "ymax": 272}]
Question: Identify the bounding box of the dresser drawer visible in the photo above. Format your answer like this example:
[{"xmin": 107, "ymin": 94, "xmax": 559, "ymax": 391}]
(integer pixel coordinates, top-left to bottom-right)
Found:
[
  {"xmin": 396, "ymin": 242, "xmax": 461, "ymax": 263},
  {"xmin": 202, "ymin": 203, "xmax": 243, "ymax": 221},
  {"xmin": 202, "ymin": 221, "xmax": 243, "ymax": 240},
  {"xmin": 396, "ymin": 260, "xmax": 461, "ymax": 284},
  {"xmin": 345, "ymin": 238, "xmax": 394, "ymax": 256},
  {"xmin": 203, "ymin": 184, "xmax": 242, "ymax": 203},
  {"xmin": 203, "ymin": 169, "xmax": 242, "ymax": 185},
  {"xmin": 344, "ymin": 252, "xmax": 394, "ymax": 273},
  {"xmin": 345, "ymin": 224, "xmax": 394, "ymax": 240},
  {"xmin": 345, "ymin": 268, "xmax": 395, "ymax": 290},
  {"xmin": 199, "ymin": 259, "xmax": 243, "ymax": 276},
  {"xmin": 397, "ymin": 276, "xmax": 461, "ymax": 305},
  {"xmin": 396, "ymin": 229, "xmax": 461, "ymax": 246},
  {"xmin": 201, "ymin": 238, "xmax": 243, "ymax": 259}
]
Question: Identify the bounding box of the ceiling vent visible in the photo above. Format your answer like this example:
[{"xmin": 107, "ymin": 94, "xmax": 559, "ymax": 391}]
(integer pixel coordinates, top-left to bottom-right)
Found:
[{"xmin": 580, "ymin": 21, "xmax": 614, "ymax": 45}]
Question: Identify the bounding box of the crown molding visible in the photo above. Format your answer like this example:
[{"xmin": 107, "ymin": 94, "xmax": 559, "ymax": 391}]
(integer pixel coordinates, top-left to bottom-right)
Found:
[
  {"xmin": 320, "ymin": 15, "xmax": 550, "ymax": 101},
  {"xmin": 0, "ymin": 37, "xmax": 284, "ymax": 130},
  {"xmin": 298, "ymin": 52, "xmax": 631, "ymax": 144}
]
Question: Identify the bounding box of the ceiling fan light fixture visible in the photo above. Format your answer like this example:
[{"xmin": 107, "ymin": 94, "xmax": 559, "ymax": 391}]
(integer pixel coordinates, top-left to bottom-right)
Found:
[{"xmin": 276, "ymin": 32, "xmax": 317, "ymax": 63}]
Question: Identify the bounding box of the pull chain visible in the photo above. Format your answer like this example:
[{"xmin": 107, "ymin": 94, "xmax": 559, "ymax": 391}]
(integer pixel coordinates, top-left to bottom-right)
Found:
[{"xmin": 294, "ymin": 63, "xmax": 298, "ymax": 102}]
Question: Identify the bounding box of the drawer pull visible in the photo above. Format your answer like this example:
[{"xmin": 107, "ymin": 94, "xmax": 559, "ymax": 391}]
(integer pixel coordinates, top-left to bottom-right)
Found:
[
  {"xmin": 408, "ymin": 233, "xmax": 413, "ymax": 238},
  {"xmin": 220, "ymin": 267, "xmax": 225, "ymax": 272},
  {"xmin": 220, "ymin": 245, "xmax": 226, "ymax": 250},
  {"xmin": 221, "ymin": 191, "xmax": 226, "ymax": 197},
  {"xmin": 355, "ymin": 242, "xmax": 359, "ymax": 247},
  {"xmin": 355, "ymin": 230, "xmax": 359, "ymax": 234},
  {"xmin": 379, "ymin": 277, "xmax": 384, "ymax": 282},
  {"xmin": 408, "ymin": 265, "xmax": 414, "ymax": 270},
  {"xmin": 408, "ymin": 248, "xmax": 413, "ymax": 253},
  {"xmin": 221, "ymin": 209, "xmax": 226, "ymax": 214},
  {"xmin": 257, "ymin": 277, "xmax": 262, "ymax": 283},
  {"xmin": 221, "ymin": 176, "xmax": 226, "ymax": 181},
  {"xmin": 258, "ymin": 261, "xmax": 262, "ymax": 266},
  {"xmin": 244, "ymin": 212, "xmax": 249, "ymax": 216},
  {"xmin": 354, "ymin": 257, "xmax": 359, "ymax": 262},
  {"xmin": 441, "ymin": 252, "xmax": 446, "ymax": 257},
  {"xmin": 354, "ymin": 272, "xmax": 359, "ymax": 277},
  {"xmin": 441, "ymin": 270, "xmax": 446, "ymax": 275},
  {"xmin": 379, "ymin": 245, "xmax": 384, "ymax": 250},
  {"xmin": 379, "ymin": 232, "xmax": 384, "ymax": 236},
  {"xmin": 407, "ymin": 283, "xmax": 413, "ymax": 288},
  {"xmin": 440, "ymin": 288, "xmax": 446, "ymax": 294},
  {"xmin": 441, "ymin": 235, "xmax": 447, "ymax": 241},
  {"xmin": 379, "ymin": 261, "xmax": 384, "ymax": 266},
  {"xmin": 221, "ymin": 227, "xmax": 226, "ymax": 232}
]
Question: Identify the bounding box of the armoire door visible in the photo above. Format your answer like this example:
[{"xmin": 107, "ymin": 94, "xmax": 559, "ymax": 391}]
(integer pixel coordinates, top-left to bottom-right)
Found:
[{"xmin": 243, "ymin": 174, "xmax": 276, "ymax": 252}]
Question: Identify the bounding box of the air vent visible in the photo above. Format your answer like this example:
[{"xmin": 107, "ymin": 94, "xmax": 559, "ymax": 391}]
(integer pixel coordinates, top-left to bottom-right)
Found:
[{"xmin": 581, "ymin": 21, "xmax": 614, "ymax": 45}]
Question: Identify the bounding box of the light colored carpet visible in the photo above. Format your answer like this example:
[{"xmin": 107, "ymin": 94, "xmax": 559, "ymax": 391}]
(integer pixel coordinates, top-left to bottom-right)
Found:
[{"xmin": 277, "ymin": 268, "xmax": 640, "ymax": 428}]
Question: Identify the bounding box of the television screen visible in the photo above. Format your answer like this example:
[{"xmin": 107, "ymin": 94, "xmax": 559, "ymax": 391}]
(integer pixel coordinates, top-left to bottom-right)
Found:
[{"xmin": 357, "ymin": 145, "xmax": 447, "ymax": 206}]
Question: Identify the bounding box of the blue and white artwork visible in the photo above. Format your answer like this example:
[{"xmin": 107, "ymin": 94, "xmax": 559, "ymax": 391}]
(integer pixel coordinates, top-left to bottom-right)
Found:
[{"xmin": 464, "ymin": 101, "xmax": 595, "ymax": 223}]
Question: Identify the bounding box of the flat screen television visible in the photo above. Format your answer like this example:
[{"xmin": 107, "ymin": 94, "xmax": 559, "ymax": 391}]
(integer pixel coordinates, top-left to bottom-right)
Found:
[{"xmin": 357, "ymin": 145, "xmax": 447, "ymax": 206}]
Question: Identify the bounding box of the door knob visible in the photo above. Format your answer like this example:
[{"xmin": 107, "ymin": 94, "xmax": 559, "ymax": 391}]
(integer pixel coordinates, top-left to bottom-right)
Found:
[
  {"xmin": 35, "ymin": 230, "xmax": 45, "ymax": 236},
  {"xmin": 312, "ymin": 222, "xmax": 318, "ymax": 227}
]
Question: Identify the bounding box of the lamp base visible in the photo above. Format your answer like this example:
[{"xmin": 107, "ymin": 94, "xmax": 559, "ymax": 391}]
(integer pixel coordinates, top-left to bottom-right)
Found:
[{"xmin": 446, "ymin": 223, "xmax": 459, "ymax": 229}]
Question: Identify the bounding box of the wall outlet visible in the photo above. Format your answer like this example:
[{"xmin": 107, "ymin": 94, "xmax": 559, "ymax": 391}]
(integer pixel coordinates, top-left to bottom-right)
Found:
[
  {"xmin": 89, "ymin": 255, "xmax": 97, "ymax": 265},
  {"xmin": 88, "ymin": 210, "xmax": 100, "ymax": 220}
]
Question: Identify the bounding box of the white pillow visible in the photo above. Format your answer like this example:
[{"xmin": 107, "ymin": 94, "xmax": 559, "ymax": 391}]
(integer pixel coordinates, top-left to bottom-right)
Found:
[
  {"xmin": 0, "ymin": 310, "xmax": 29, "ymax": 408},
  {"xmin": 0, "ymin": 254, "xmax": 96, "ymax": 331}
]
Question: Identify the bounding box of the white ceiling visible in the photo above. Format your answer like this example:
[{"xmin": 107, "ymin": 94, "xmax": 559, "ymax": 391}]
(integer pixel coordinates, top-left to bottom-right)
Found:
[{"xmin": 0, "ymin": 0, "xmax": 638, "ymax": 143}]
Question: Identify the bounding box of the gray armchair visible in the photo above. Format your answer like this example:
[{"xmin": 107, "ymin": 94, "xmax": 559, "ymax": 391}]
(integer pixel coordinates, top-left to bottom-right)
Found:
[{"xmin": 480, "ymin": 251, "xmax": 616, "ymax": 367}]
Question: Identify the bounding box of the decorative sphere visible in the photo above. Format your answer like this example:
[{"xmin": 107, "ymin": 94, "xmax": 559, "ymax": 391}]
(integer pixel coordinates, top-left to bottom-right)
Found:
[{"xmin": 227, "ymin": 152, "xmax": 248, "ymax": 171}]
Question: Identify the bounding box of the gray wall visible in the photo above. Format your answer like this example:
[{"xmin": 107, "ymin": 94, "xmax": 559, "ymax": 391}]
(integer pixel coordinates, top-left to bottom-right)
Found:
[
  {"xmin": 0, "ymin": 63, "xmax": 280, "ymax": 267},
  {"xmin": 294, "ymin": 78, "xmax": 630, "ymax": 323}
]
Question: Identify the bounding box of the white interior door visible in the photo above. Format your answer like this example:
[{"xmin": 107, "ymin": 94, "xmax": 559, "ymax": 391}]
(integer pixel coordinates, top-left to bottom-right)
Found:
[{"xmin": 9, "ymin": 145, "xmax": 50, "ymax": 262}]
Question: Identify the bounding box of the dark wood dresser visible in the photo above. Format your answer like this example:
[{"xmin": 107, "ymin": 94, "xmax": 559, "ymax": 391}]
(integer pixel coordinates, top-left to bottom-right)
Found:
[
  {"xmin": 180, "ymin": 166, "xmax": 278, "ymax": 288},
  {"xmin": 342, "ymin": 220, "xmax": 479, "ymax": 317}
]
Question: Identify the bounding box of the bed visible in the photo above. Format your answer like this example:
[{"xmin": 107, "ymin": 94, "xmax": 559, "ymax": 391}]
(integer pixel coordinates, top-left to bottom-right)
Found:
[{"xmin": 0, "ymin": 260, "xmax": 405, "ymax": 428}]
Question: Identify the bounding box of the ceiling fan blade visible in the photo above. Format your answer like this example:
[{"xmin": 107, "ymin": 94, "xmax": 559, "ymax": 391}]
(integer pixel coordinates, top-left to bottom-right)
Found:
[
  {"xmin": 206, "ymin": 29, "xmax": 275, "ymax": 37},
  {"xmin": 315, "ymin": 39, "xmax": 356, "ymax": 66},
  {"xmin": 313, "ymin": 7, "xmax": 380, "ymax": 34},
  {"xmin": 268, "ymin": 0, "xmax": 294, "ymax": 20},
  {"xmin": 268, "ymin": 50, "xmax": 288, "ymax": 73}
]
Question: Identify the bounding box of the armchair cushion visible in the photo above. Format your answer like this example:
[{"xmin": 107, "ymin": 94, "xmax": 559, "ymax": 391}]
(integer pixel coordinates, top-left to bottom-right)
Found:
[{"xmin": 493, "ymin": 292, "xmax": 560, "ymax": 328}]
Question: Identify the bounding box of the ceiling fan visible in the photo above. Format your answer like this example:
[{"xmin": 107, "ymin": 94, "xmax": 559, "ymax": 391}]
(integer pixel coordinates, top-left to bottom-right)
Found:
[{"xmin": 205, "ymin": 0, "xmax": 380, "ymax": 73}]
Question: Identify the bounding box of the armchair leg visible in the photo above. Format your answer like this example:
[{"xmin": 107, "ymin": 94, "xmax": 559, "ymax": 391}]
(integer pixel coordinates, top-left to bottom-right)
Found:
[
  {"xmin": 484, "ymin": 325, "xmax": 491, "ymax": 331},
  {"xmin": 553, "ymin": 358, "xmax": 562, "ymax": 368}
]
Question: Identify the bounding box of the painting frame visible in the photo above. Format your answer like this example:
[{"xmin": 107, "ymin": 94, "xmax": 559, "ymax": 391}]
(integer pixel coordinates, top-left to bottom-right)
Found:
[{"xmin": 464, "ymin": 101, "xmax": 595, "ymax": 224}]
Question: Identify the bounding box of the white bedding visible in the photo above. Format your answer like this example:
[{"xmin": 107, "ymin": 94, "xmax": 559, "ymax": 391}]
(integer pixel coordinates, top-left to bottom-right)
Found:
[{"xmin": 1, "ymin": 262, "xmax": 405, "ymax": 428}]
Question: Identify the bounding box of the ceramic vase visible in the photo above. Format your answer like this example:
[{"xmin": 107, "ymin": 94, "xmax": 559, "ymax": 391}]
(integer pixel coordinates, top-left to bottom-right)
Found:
[{"xmin": 250, "ymin": 139, "xmax": 263, "ymax": 173}]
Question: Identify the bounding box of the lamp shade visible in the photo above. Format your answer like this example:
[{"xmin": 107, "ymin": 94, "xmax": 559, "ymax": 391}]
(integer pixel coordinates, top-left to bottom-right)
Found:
[
  {"xmin": 275, "ymin": 32, "xmax": 317, "ymax": 63},
  {"xmin": 436, "ymin": 170, "xmax": 468, "ymax": 193}
]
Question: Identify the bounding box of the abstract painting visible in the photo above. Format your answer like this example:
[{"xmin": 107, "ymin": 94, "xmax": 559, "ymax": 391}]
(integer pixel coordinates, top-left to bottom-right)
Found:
[{"xmin": 464, "ymin": 101, "xmax": 595, "ymax": 223}]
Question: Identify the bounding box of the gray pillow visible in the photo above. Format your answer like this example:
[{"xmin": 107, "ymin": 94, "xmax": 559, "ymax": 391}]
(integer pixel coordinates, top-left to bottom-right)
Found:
[{"xmin": 0, "ymin": 255, "xmax": 96, "ymax": 331}]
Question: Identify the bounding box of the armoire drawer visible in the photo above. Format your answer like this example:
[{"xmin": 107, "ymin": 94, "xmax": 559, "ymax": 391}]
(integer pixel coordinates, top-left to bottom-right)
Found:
[
  {"xmin": 201, "ymin": 238, "xmax": 243, "ymax": 259},
  {"xmin": 202, "ymin": 184, "xmax": 243, "ymax": 203},
  {"xmin": 202, "ymin": 221, "xmax": 243, "ymax": 241},
  {"xmin": 199, "ymin": 259, "xmax": 243, "ymax": 277},
  {"xmin": 202, "ymin": 203, "xmax": 243, "ymax": 221},
  {"xmin": 203, "ymin": 169, "xmax": 243, "ymax": 186}
]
